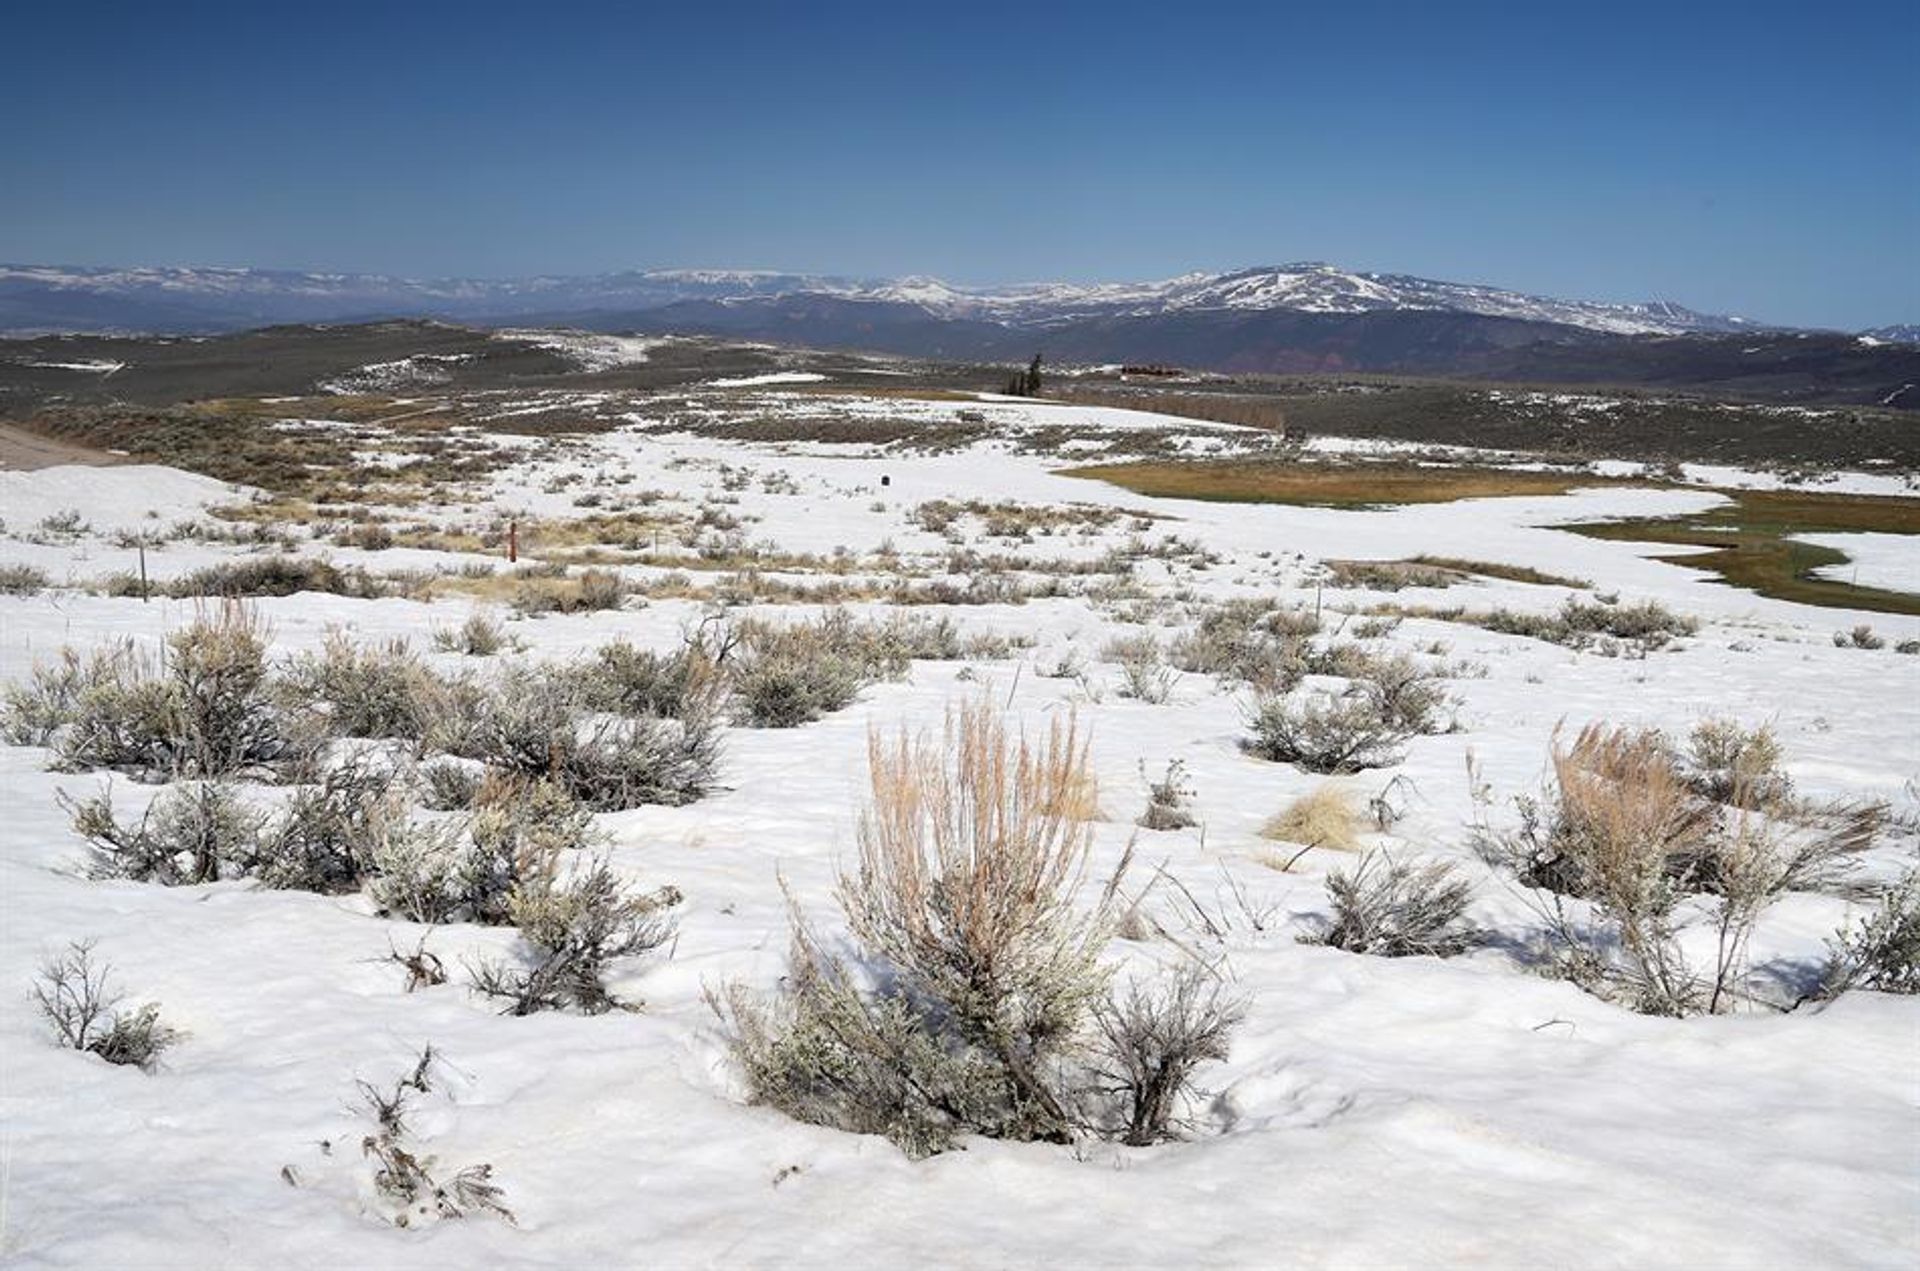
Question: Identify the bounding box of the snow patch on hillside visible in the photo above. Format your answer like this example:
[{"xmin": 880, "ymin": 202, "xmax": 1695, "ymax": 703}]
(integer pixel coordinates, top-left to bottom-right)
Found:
[
  {"xmin": 0, "ymin": 464, "xmax": 239, "ymax": 532},
  {"xmin": 318, "ymin": 354, "xmax": 474, "ymax": 394},
  {"xmin": 704, "ymin": 371, "xmax": 828, "ymax": 388},
  {"xmin": 23, "ymin": 359, "xmax": 126, "ymax": 374},
  {"xmin": 493, "ymin": 330, "xmax": 668, "ymax": 372}
]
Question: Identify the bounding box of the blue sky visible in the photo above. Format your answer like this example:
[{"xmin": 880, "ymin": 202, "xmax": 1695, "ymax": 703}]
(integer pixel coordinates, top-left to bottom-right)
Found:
[{"xmin": 5, "ymin": 1, "xmax": 1915, "ymax": 327}]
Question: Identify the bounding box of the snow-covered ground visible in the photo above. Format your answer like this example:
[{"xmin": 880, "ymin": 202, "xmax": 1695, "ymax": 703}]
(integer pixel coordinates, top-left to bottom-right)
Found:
[
  {"xmin": 1799, "ymin": 532, "xmax": 1920, "ymax": 594},
  {"xmin": 1, "ymin": 398, "xmax": 1916, "ymax": 1268},
  {"xmin": 703, "ymin": 372, "xmax": 828, "ymax": 388},
  {"xmin": 0, "ymin": 465, "xmax": 237, "ymax": 534}
]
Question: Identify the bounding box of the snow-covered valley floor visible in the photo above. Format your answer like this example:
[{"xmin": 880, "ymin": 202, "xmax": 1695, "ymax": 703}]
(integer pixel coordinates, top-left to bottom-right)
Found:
[{"xmin": 1, "ymin": 394, "xmax": 1916, "ymax": 1269}]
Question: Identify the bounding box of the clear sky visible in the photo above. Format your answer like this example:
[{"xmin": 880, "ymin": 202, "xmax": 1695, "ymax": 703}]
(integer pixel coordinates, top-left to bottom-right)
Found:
[{"xmin": 5, "ymin": 0, "xmax": 1915, "ymax": 328}]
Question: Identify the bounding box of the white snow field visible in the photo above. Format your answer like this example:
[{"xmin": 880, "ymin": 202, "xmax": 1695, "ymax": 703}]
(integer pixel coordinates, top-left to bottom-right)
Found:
[
  {"xmin": 1800, "ymin": 532, "xmax": 1920, "ymax": 594},
  {"xmin": 1, "ymin": 394, "xmax": 1916, "ymax": 1269}
]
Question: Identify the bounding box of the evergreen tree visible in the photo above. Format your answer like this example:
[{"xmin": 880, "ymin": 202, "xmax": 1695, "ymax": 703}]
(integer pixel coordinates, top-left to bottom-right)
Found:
[{"xmin": 1005, "ymin": 353, "xmax": 1044, "ymax": 397}]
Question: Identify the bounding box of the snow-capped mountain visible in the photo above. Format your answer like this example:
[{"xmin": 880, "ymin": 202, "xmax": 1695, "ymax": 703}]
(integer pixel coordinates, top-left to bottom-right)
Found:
[
  {"xmin": 829, "ymin": 264, "xmax": 1763, "ymax": 336},
  {"xmin": 0, "ymin": 260, "xmax": 1805, "ymax": 338}
]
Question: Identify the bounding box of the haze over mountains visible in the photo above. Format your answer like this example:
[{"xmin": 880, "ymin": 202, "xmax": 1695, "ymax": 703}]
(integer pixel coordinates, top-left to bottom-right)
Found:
[{"xmin": 4, "ymin": 261, "xmax": 1915, "ymax": 406}]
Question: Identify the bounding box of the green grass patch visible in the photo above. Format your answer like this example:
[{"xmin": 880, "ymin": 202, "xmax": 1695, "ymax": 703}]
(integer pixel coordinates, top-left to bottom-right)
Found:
[
  {"xmin": 1061, "ymin": 458, "xmax": 1600, "ymax": 507},
  {"xmin": 1068, "ymin": 457, "xmax": 1920, "ymax": 614},
  {"xmin": 1565, "ymin": 489, "xmax": 1920, "ymax": 616}
]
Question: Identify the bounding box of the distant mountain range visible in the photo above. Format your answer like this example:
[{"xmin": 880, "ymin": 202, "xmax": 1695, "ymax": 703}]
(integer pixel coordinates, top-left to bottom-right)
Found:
[
  {"xmin": 0, "ymin": 260, "xmax": 1867, "ymax": 338},
  {"xmin": 3, "ymin": 261, "xmax": 1914, "ymax": 406}
]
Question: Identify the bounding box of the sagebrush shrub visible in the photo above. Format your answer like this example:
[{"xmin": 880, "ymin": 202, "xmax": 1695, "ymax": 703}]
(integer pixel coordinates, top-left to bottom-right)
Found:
[
  {"xmin": 1243, "ymin": 690, "xmax": 1415, "ymax": 773},
  {"xmin": 431, "ymin": 611, "xmax": 514, "ymax": 657},
  {"xmin": 45, "ymin": 605, "xmax": 289, "ymax": 779},
  {"xmin": 1106, "ymin": 634, "xmax": 1174, "ymax": 704},
  {"xmin": 1091, "ymin": 967, "xmax": 1244, "ymax": 1145},
  {"xmin": 583, "ymin": 640, "xmax": 719, "ymax": 719},
  {"xmin": 464, "ymin": 778, "xmax": 595, "ymax": 915},
  {"xmin": 1834, "ymin": 624, "xmax": 1884, "ymax": 650},
  {"xmin": 1309, "ymin": 853, "xmax": 1479, "ymax": 957},
  {"xmin": 364, "ymin": 817, "xmax": 488, "ymax": 924},
  {"xmin": 1685, "ymin": 718, "xmax": 1788, "ymax": 806},
  {"xmin": 1492, "ymin": 726, "xmax": 1716, "ymax": 1013},
  {"xmin": 353, "ymin": 1048, "xmax": 514, "ymax": 1227},
  {"xmin": 1484, "ymin": 725, "xmax": 1712, "ymax": 898},
  {"xmin": 412, "ymin": 672, "xmax": 494, "ymax": 758},
  {"xmin": 1820, "ymin": 871, "xmax": 1920, "ymax": 997},
  {"xmin": 720, "ymin": 931, "xmax": 981, "ymax": 1157},
  {"xmin": 372, "ymin": 776, "xmax": 595, "ymax": 925},
  {"xmin": 725, "ymin": 628, "xmax": 870, "ymax": 727},
  {"xmin": 1352, "ymin": 652, "xmax": 1448, "ymax": 735},
  {"xmin": 280, "ymin": 633, "xmax": 437, "ymax": 740},
  {"xmin": 846, "ymin": 612, "xmax": 972, "ymax": 664},
  {"xmin": 721, "ymin": 703, "xmax": 1233, "ymax": 1158},
  {"xmin": 335, "ymin": 521, "xmax": 396, "ymax": 551},
  {"xmin": 65, "ymin": 780, "xmax": 264, "ymax": 884},
  {"xmin": 575, "ymin": 569, "xmax": 628, "ymax": 611},
  {"xmin": 713, "ymin": 611, "xmax": 972, "ymax": 728},
  {"xmin": 1322, "ymin": 560, "xmax": 1456, "ymax": 591},
  {"xmin": 255, "ymin": 759, "xmax": 405, "ymax": 892},
  {"xmin": 469, "ymin": 859, "xmax": 680, "ymax": 1015},
  {"xmin": 1487, "ymin": 724, "xmax": 1876, "ymax": 903},
  {"xmin": 169, "ymin": 556, "xmax": 381, "ymax": 599},
  {"xmin": 1483, "ymin": 724, "xmax": 1868, "ymax": 1015},
  {"xmin": 725, "ymin": 705, "xmax": 1120, "ymax": 1152},
  {"xmin": 558, "ymin": 714, "xmax": 720, "ymax": 811},
  {"xmin": 1304, "ymin": 641, "xmax": 1378, "ymax": 680},
  {"xmin": 449, "ymin": 667, "xmax": 720, "ymax": 810},
  {"xmin": 1169, "ymin": 601, "xmax": 1312, "ymax": 690},
  {"xmin": 59, "ymin": 666, "xmax": 183, "ymax": 775},
  {"xmin": 1137, "ymin": 760, "xmax": 1197, "ymax": 831},
  {"xmin": 384, "ymin": 937, "xmax": 449, "ymax": 992},
  {"xmin": 4, "ymin": 643, "xmax": 146, "ymax": 747},
  {"xmin": 837, "ymin": 705, "xmax": 1120, "ymax": 1140},
  {"xmin": 1480, "ymin": 597, "xmax": 1697, "ymax": 653},
  {"xmin": 32, "ymin": 941, "xmax": 179, "ymax": 1070},
  {"xmin": 418, "ymin": 759, "xmax": 483, "ymax": 811},
  {"xmin": 0, "ymin": 563, "xmax": 49, "ymax": 595},
  {"xmin": 511, "ymin": 567, "xmax": 628, "ymax": 615}
]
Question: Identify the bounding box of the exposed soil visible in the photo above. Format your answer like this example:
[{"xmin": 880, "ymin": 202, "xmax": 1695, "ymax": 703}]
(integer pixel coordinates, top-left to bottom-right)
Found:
[{"xmin": 0, "ymin": 421, "xmax": 126, "ymax": 470}]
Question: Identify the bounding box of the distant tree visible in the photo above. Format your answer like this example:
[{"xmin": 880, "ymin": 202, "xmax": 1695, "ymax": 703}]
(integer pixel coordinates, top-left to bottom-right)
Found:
[{"xmin": 1004, "ymin": 353, "xmax": 1044, "ymax": 397}]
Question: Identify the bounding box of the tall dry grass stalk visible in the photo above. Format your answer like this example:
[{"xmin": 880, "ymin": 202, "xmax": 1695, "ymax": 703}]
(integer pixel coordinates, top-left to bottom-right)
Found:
[
  {"xmin": 843, "ymin": 702, "xmax": 1118, "ymax": 995},
  {"xmin": 838, "ymin": 700, "xmax": 1128, "ymax": 1136},
  {"xmin": 1493, "ymin": 722, "xmax": 1879, "ymax": 1015},
  {"xmin": 1551, "ymin": 725, "xmax": 1714, "ymax": 882},
  {"xmin": 720, "ymin": 701, "xmax": 1239, "ymax": 1155},
  {"xmin": 1541, "ymin": 725, "xmax": 1711, "ymax": 1012}
]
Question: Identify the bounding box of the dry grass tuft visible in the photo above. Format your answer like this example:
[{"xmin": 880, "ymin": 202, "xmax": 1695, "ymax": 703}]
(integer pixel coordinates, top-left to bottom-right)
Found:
[{"xmin": 1261, "ymin": 783, "xmax": 1365, "ymax": 864}]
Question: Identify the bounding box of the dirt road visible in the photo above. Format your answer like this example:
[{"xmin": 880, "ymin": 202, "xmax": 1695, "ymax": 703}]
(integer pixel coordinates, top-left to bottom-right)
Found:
[{"xmin": 0, "ymin": 423, "xmax": 125, "ymax": 470}]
